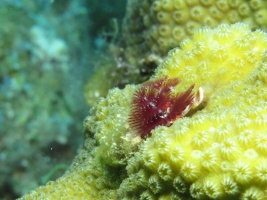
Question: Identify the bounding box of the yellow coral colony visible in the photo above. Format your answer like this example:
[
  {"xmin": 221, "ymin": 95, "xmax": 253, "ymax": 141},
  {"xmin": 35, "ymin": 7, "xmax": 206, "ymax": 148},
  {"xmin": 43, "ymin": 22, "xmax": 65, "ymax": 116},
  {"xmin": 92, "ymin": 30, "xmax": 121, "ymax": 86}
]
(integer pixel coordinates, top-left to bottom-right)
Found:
[
  {"xmin": 20, "ymin": 23, "xmax": 267, "ymax": 199},
  {"xmin": 121, "ymin": 23, "xmax": 267, "ymax": 199},
  {"xmin": 139, "ymin": 0, "xmax": 267, "ymax": 56}
]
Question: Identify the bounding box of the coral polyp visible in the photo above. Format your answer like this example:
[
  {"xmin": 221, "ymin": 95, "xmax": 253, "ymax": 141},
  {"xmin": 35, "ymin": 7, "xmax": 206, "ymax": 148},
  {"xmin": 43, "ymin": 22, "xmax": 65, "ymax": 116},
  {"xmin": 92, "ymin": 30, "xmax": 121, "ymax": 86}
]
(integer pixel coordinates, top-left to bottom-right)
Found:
[{"xmin": 129, "ymin": 77, "xmax": 195, "ymax": 139}]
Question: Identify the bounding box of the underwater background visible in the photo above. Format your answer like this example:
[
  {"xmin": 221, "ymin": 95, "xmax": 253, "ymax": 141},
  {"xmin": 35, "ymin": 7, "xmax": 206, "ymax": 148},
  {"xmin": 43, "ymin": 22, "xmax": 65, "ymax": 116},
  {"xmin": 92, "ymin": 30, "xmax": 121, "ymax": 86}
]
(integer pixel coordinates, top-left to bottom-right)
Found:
[
  {"xmin": 0, "ymin": 0, "xmax": 125, "ymax": 199},
  {"xmin": 4, "ymin": 0, "xmax": 267, "ymax": 199}
]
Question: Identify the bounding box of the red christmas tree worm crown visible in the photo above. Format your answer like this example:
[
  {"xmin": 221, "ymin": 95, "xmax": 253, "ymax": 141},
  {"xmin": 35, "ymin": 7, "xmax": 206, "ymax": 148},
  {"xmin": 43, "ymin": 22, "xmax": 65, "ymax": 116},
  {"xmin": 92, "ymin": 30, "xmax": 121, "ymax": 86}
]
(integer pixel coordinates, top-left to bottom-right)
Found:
[{"xmin": 128, "ymin": 76, "xmax": 196, "ymax": 139}]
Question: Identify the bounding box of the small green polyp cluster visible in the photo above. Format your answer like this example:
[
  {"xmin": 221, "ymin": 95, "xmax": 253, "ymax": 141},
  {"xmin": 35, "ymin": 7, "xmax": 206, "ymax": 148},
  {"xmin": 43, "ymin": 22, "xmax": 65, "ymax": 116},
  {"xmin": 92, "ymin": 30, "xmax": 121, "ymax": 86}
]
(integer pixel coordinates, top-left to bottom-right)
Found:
[{"xmin": 87, "ymin": 85, "xmax": 138, "ymax": 166}]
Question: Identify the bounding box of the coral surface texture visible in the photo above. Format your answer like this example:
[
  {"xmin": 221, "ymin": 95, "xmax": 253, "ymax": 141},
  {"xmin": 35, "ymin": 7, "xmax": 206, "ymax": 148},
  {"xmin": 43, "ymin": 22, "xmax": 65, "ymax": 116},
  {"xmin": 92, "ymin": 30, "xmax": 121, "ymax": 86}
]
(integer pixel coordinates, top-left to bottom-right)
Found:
[{"xmin": 124, "ymin": 0, "xmax": 267, "ymax": 57}]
